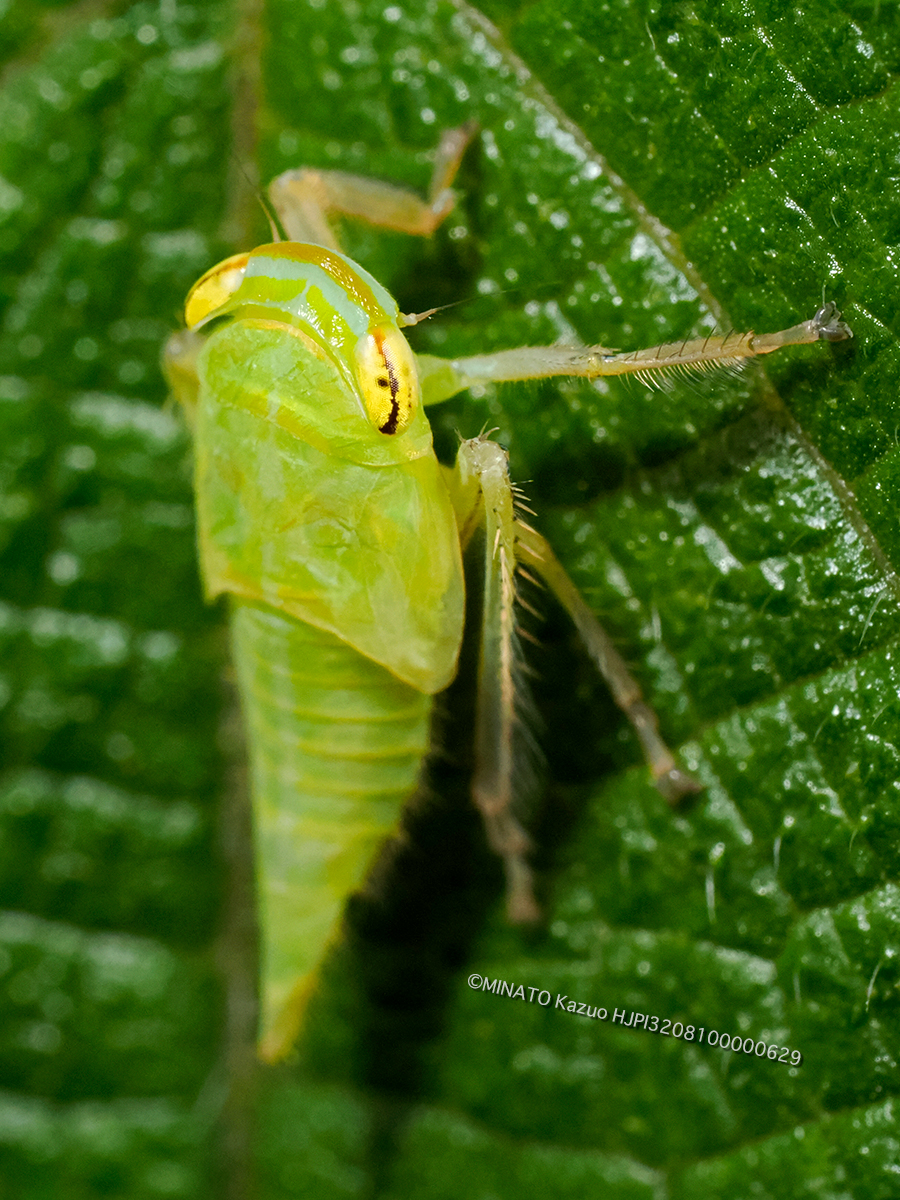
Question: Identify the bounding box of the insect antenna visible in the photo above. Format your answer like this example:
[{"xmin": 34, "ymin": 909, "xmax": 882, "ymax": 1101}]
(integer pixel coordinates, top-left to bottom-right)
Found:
[
  {"xmin": 400, "ymin": 279, "xmax": 562, "ymax": 328},
  {"xmin": 231, "ymin": 152, "xmax": 288, "ymax": 242},
  {"xmin": 256, "ymin": 185, "xmax": 287, "ymax": 243}
]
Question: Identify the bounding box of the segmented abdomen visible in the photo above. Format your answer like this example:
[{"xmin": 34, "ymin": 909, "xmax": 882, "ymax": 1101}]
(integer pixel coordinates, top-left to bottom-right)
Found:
[{"xmin": 230, "ymin": 601, "xmax": 432, "ymax": 1061}]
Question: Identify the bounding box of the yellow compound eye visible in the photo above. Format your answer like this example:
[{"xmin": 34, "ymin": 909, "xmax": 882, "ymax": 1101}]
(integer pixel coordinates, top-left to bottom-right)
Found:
[
  {"xmin": 184, "ymin": 252, "xmax": 250, "ymax": 329},
  {"xmin": 355, "ymin": 326, "xmax": 419, "ymax": 435}
]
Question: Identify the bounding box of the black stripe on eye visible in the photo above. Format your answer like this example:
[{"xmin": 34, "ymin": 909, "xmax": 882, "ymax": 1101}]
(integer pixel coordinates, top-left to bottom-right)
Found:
[
  {"xmin": 372, "ymin": 335, "xmax": 404, "ymax": 434},
  {"xmin": 377, "ymin": 344, "xmax": 401, "ymax": 433},
  {"xmin": 383, "ymin": 356, "xmax": 400, "ymax": 399},
  {"xmin": 378, "ymin": 401, "xmax": 399, "ymax": 435}
]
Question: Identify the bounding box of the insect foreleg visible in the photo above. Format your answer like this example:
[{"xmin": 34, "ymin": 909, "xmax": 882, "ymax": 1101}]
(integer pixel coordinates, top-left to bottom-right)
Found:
[{"xmin": 268, "ymin": 122, "xmax": 478, "ymax": 247}]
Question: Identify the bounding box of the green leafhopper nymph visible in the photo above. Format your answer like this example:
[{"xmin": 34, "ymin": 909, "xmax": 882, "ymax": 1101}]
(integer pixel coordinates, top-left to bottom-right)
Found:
[{"xmin": 164, "ymin": 126, "xmax": 851, "ymax": 1062}]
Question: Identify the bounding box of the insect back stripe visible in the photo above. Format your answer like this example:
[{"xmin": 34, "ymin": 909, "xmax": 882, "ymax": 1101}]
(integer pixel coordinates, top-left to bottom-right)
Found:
[{"xmin": 241, "ymin": 243, "xmax": 399, "ymax": 345}]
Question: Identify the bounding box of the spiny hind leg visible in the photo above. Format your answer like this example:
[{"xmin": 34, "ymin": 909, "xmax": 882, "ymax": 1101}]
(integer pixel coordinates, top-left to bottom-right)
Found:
[
  {"xmin": 449, "ymin": 436, "xmax": 540, "ymax": 924},
  {"xmin": 416, "ymin": 303, "xmax": 852, "ymax": 407},
  {"xmin": 448, "ymin": 435, "xmax": 701, "ymax": 923},
  {"xmin": 268, "ymin": 122, "xmax": 478, "ymax": 248},
  {"xmin": 451, "ymin": 436, "xmax": 705, "ymax": 921},
  {"xmin": 514, "ymin": 524, "xmax": 702, "ymax": 805}
]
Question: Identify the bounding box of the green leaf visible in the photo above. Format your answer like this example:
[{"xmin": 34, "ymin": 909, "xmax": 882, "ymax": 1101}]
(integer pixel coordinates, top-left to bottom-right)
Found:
[{"xmin": 2, "ymin": 1, "xmax": 898, "ymax": 1197}]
